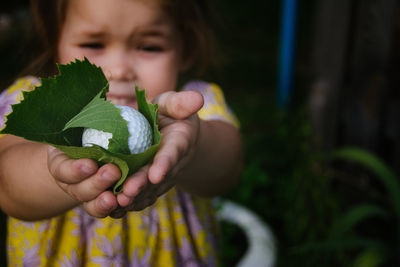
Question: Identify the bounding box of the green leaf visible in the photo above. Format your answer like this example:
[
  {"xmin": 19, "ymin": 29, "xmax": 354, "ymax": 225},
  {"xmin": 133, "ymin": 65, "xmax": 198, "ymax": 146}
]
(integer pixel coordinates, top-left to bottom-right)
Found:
[
  {"xmin": 1, "ymin": 58, "xmax": 160, "ymax": 194},
  {"xmin": 1, "ymin": 58, "xmax": 108, "ymax": 146},
  {"xmin": 353, "ymin": 248, "xmax": 385, "ymax": 267},
  {"xmin": 136, "ymin": 87, "xmax": 161, "ymax": 144},
  {"xmin": 328, "ymin": 204, "xmax": 388, "ymax": 238},
  {"xmin": 331, "ymin": 148, "xmax": 400, "ymax": 221},
  {"xmin": 64, "ymin": 90, "xmax": 130, "ymax": 154}
]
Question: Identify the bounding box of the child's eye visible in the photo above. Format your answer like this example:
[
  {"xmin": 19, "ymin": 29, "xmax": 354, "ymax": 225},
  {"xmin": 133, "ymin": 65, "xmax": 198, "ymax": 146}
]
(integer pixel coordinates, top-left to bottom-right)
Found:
[
  {"xmin": 138, "ymin": 45, "xmax": 163, "ymax": 52},
  {"xmin": 79, "ymin": 43, "xmax": 104, "ymax": 49}
]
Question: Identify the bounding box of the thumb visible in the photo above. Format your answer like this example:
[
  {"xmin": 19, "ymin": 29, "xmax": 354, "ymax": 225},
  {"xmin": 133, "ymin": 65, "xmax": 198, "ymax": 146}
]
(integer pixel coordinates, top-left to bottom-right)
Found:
[{"xmin": 154, "ymin": 91, "xmax": 204, "ymax": 120}]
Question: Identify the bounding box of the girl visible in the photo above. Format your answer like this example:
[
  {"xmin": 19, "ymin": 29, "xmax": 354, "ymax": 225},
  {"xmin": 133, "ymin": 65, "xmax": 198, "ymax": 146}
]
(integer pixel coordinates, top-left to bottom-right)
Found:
[{"xmin": 0, "ymin": 0, "xmax": 243, "ymax": 266}]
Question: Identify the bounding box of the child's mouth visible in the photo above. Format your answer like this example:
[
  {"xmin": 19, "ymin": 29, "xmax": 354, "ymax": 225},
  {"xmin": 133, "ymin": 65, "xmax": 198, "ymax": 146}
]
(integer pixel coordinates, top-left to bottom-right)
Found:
[
  {"xmin": 106, "ymin": 93, "xmax": 137, "ymax": 109},
  {"xmin": 106, "ymin": 81, "xmax": 138, "ymax": 108}
]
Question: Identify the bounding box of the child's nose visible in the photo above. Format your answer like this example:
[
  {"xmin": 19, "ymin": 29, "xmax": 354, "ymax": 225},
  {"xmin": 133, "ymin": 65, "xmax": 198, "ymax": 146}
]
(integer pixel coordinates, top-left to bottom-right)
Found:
[{"xmin": 106, "ymin": 54, "xmax": 135, "ymax": 81}]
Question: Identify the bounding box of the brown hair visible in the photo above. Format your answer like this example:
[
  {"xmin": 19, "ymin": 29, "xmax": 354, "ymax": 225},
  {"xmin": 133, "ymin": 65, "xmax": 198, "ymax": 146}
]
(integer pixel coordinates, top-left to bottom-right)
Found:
[{"xmin": 25, "ymin": 0, "xmax": 218, "ymax": 77}]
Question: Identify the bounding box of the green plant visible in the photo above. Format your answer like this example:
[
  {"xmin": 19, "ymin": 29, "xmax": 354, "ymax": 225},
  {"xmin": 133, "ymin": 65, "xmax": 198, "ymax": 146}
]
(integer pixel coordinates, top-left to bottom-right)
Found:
[
  {"xmin": 293, "ymin": 147, "xmax": 400, "ymax": 266},
  {"xmin": 219, "ymin": 101, "xmax": 342, "ymax": 266}
]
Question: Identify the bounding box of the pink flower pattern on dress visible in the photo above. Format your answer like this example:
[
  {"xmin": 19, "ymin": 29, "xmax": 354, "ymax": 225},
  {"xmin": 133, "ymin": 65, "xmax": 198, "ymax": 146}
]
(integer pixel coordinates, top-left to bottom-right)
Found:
[
  {"xmin": 59, "ymin": 250, "xmax": 81, "ymax": 267},
  {"xmin": 21, "ymin": 242, "xmax": 41, "ymax": 267},
  {"xmin": 138, "ymin": 206, "xmax": 159, "ymax": 239},
  {"xmin": 177, "ymin": 237, "xmax": 204, "ymax": 267},
  {"xmin": 130, "ymin": 248, "xmax": 151, "ymax": 267},
  {"xmin": 92, "ymin": 235, "xmax": 127, "ymax": 266},
  {"xmin": 0, "ymin": 89, "xmax": 20, "ymax": 129}
]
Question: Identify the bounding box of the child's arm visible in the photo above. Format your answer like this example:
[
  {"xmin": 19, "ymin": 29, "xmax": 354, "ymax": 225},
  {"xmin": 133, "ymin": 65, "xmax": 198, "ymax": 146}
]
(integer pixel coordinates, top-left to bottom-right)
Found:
[
  {"xmin": 0, "ymin": 135, "xmax": 122, "ymax": 220},
  {"xmin": 173, "ymin": 119, "xmax": 243, "ymax": 197},
  {"xmin": 116, "ymin": 90, "xmax": 243, "ymax": 212}
]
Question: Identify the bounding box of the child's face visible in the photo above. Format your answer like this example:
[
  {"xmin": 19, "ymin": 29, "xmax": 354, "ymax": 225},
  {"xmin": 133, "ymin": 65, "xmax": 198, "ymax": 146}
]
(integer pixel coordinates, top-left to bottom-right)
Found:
[{"xmin": 57, "ymin": 0, "xmax": 184, "ymax": 107}]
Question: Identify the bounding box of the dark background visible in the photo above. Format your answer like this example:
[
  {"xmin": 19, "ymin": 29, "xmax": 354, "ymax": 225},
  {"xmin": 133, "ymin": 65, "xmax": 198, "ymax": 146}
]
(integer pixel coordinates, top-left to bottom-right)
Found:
[{"xmin": 2, "ymin": 0, "xmax": 400, "ymax": 266}]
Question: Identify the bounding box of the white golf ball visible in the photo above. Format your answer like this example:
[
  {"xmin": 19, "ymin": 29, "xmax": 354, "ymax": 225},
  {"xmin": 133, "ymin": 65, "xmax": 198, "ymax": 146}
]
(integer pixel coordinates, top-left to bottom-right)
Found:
[{"xmin": 82, "ymin": 105, "xmax": 153, "ymax": 154}]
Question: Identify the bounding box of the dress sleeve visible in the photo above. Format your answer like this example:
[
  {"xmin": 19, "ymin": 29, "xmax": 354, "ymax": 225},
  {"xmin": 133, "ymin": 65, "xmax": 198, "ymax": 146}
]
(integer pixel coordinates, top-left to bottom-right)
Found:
[
  {"xmin": 0, "ymin": 76, "xmax": 40, "ymax": 133},
  {"xmin": 182, "ymin": 81, "xmax": 240, "ymax": 128}
]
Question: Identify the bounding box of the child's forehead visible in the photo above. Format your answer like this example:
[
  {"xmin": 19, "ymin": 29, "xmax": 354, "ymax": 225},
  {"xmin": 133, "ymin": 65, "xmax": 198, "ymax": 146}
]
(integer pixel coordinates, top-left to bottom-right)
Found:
[
  {"xmin": 66, "ymin": 0, "xmax": 168, "ymax": 20},
  {"xmin": 64, "ymin": 0, "xmax": 175, "ymax": 33}
]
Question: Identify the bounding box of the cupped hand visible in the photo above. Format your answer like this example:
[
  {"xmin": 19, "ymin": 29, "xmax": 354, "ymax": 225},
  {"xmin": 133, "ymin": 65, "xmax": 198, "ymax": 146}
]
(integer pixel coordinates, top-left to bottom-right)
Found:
[
  {"xmin": 111, "ymin": 90, "xmax": 204, "ymax": 217},
  {"xmin": 47, "ymin": 146, "xmax": 122, "ymax": 217}
]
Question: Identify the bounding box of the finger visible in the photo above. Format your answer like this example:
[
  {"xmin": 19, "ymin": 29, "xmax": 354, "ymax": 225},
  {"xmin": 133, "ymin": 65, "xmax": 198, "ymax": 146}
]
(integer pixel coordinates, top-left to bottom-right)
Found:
[
  {"xmin": 83, "ymin": 190, "xmax": 118, "ymax": 218},
  {"xmin": 47, "ymin": 146, "xmax": 98, "ymax": 184},
  {"xmin": 118, "ymin": 166, "xmax": 149, "ymax": 207},
  {"xmin": 116, "ymin": 193, "xmax": 134, "ymax": 208},
  {"xmin": 67, "ymin": 163, "xmax": 121, "ymax": 202},
  {"xmin": 148, "ymin": 130, "xmax": 190, "ymax": 184},
  {"xmin": 148, "ymin": 155, "xmax": 170, "ymax": 184},
  {"xmin": 155, "ymin": 91, "xmax": 203, "ymax": 120}
]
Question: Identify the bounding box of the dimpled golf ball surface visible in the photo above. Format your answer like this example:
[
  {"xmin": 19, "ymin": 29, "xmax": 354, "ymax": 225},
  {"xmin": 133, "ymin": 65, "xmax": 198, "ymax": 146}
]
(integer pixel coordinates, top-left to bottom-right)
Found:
[{"xmin": 82, "ymin": 105, "xmax": 153, "ymax": 154}]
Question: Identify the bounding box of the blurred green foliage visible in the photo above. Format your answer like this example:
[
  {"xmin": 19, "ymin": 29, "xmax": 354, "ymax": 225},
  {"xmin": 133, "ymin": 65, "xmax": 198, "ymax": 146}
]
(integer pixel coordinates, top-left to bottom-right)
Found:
[
  {"xmin": 211, "ymin": 0, "xmax": 341, "ymax": 265},
  {"xmin": 219, "ymin": 97, "xmax": 343, "ymax": 266},
  {"xmin": 212, "ymin": 1, "xmax": 400, "ymax": 266}
]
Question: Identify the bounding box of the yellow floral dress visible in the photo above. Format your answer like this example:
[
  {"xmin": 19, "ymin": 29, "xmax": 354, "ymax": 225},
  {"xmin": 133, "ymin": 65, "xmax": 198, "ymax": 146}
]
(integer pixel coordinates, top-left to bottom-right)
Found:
[{"xmin": 0, "ymin": 78, "xmax": 239, "ymax": 267}]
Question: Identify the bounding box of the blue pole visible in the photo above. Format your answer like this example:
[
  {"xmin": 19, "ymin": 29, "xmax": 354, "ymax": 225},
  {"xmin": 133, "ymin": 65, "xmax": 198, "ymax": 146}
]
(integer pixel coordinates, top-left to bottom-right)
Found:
[{"xmin": 278, "ymin": 0, "xmax": 298, "ymax": 108}]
